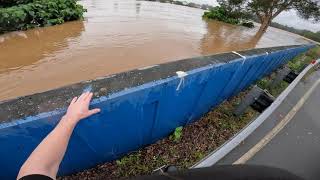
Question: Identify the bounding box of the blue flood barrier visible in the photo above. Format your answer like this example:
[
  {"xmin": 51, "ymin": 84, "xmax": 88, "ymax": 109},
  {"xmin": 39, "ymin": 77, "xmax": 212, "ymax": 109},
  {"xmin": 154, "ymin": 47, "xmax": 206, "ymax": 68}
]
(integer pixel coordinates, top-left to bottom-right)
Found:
[{"xmin": 0, "ymin": 44, "xmax": 315, "ymax": 179}]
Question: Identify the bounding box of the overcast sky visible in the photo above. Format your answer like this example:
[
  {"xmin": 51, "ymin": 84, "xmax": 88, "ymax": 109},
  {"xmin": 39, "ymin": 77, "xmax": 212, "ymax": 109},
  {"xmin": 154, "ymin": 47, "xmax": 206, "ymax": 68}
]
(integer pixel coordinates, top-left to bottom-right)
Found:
[
  {"xmin": 184, "ymin": 0, "xmax": 320, "ymax": 32},
  {"xmin": 273, "ymin": 10, "xmax": 319, "ymax": 32}
]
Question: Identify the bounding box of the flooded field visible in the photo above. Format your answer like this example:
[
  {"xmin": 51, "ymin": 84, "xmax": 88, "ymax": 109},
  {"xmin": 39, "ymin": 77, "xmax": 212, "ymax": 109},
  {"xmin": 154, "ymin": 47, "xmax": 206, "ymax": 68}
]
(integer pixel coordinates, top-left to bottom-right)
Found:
[{"xmin": 0, "ymin": 0, "xmax": 310, "ymax": 101}]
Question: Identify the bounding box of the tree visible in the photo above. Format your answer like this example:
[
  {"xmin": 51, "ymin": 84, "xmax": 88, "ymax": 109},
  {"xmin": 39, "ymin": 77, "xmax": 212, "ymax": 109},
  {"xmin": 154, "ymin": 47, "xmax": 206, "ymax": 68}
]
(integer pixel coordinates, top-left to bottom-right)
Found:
[{"xmin": 218, "ymin": 0, "xmax": 320, "ymax": 33}]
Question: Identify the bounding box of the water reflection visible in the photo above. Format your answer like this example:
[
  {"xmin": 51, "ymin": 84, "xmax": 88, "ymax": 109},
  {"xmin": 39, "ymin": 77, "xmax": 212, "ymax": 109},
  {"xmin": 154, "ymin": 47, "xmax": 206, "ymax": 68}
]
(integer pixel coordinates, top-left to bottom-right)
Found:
[
  {"xmin": 0, "ymin": 21, "xmax": 85, "ymax": 73},
  {"xmin": 0, "ymin": 0, "xmax": 310, "ymax": 101},
  {"xmin": 201, "ymin": 20, "xmax": 263, "ymax": 54}
]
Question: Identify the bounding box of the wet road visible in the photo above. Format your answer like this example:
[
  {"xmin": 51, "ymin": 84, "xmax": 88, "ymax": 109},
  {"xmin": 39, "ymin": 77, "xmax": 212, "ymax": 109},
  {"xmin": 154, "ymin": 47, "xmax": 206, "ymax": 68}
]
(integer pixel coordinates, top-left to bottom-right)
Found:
[
  {"xmin": 0, "ymin": 0, "xmax": 310, "ymax": 101},
  {"xmin": 219, "ymin": 71, "xmax": 320, "ymax": 180}
]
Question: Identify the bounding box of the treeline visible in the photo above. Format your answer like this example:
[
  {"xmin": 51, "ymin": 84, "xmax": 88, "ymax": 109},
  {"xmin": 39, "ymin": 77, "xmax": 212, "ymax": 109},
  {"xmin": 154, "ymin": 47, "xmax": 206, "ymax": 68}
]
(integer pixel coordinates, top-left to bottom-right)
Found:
[
  {"xmin": 143, "ymin": 0, "xmax": 319, "ymax": 43},
  {"xmin": 270, "ymin": 22, "xmax": 320, "ymax": 43},
  {"xmin": 139, "ymin": 0, "xmax": 213, "ymax": 10}
]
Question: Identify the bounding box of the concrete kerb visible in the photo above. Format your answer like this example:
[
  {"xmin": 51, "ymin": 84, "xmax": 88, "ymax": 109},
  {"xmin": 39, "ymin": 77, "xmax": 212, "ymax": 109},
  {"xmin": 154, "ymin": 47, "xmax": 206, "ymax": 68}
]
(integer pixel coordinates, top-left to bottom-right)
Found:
[{"xmin": 191, "ymin": 58, "xmax": 320, "ymax": 169}]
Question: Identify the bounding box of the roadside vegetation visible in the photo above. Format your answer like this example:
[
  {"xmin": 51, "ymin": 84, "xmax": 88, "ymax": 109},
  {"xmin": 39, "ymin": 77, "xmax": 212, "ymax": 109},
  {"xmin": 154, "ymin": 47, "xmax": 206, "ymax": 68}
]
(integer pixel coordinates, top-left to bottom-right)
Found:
[
  {"xmin": 288, "ymin": 46, "xmax": 320, "ymax": 72},
  {"xmin": 60, "ymin": 46, "xmax": 320, "ymax": 180},
  {"xmin": 0, "ymin": 0, "xmax": 86, "ymax": 34},
  {"xmin": 258, "ymin": 45, "xmax": 320, "ymax": 96}
]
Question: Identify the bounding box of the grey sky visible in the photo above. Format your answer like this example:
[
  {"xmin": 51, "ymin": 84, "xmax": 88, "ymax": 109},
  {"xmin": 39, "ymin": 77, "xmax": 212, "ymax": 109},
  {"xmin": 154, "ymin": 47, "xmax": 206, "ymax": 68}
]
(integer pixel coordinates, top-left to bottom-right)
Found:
[
  {"xmin": 185, "ymin": 0, "xmax": 320, "ymax": 32},
  {"xmin": 273, "ymin": 10, "xmax": 319, "ymax": 32}
]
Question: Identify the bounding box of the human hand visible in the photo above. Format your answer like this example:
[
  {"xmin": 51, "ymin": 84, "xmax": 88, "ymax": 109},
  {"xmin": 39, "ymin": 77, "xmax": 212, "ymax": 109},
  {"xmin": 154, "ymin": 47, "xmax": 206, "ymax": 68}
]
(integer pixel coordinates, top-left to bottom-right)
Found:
[{"xmin": 63, "ymin": 92, "xmax": 101, "ymax": 124}]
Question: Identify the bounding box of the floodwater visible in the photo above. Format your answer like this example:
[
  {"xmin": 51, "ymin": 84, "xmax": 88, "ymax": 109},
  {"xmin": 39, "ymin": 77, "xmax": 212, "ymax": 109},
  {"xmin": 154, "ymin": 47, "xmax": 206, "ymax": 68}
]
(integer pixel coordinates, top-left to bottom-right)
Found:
[{"xmin": 0, "ymin": 0, "xmax": 310, "ymax": 101}]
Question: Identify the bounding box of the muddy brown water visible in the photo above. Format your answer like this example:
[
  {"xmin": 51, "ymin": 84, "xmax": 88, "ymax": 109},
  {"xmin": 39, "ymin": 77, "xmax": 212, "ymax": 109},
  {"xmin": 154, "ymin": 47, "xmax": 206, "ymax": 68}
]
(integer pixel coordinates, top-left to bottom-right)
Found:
[{"xmin": 0, "ymin": 0, "xmax": 310, "ymax": 101}]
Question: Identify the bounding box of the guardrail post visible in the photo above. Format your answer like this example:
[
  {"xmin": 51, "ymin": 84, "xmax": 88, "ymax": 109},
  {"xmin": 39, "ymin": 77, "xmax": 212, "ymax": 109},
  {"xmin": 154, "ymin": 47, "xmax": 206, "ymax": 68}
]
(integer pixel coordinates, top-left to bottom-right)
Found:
[
  {"xmin": 234, "ymin": 85, "xmax": 275, "ymax": 116},
  {"xmin": 234, "ymin": 85, "xmax": 264, "ymax": 116},
  {"xmin": 270, "ymin": 66, "xmax": 291, "ymax": 88}
]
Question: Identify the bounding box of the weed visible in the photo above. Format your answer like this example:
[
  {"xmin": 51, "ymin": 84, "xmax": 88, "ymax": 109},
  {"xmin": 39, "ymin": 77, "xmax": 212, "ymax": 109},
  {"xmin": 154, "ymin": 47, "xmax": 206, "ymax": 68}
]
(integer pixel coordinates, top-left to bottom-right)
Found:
[
  {"xmin": 116, "ymin": 153, "xmax": 141, "ymax": 167},
  {"xmin": 170, "ymin": 126, "xmax": 183, "ymax": 142}
]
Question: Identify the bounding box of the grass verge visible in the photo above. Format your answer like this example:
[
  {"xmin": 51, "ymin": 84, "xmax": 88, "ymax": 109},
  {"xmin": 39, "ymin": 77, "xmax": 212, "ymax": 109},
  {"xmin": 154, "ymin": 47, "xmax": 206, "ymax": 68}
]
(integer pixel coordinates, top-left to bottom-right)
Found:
[{"xmin": 257, "ymin": 45, "xmax": 320, "ymax": 95}]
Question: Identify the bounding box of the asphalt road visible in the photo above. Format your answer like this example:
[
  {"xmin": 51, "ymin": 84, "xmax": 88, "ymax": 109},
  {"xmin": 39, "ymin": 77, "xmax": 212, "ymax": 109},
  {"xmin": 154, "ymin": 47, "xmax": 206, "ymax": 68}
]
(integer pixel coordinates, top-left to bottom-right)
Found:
[{"xmin": 218, "ymin": 71, "xmax": 320, "ymax": 180}]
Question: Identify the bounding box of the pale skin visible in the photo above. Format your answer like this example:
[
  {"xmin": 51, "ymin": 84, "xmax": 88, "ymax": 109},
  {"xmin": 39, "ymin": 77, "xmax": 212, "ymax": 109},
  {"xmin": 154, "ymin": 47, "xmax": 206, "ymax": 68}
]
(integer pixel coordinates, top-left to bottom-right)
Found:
[{"xmin": 17, "ymin": 92, "xmax": 100, "ymax": 180}]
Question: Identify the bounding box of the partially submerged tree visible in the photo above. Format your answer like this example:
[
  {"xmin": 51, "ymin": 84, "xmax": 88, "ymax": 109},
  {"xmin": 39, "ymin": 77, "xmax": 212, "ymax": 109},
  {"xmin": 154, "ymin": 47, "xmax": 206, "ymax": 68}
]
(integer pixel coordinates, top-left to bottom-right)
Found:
[{"xmin": 218, "ymin": 0, "xmax": 320, "ymax": 32}]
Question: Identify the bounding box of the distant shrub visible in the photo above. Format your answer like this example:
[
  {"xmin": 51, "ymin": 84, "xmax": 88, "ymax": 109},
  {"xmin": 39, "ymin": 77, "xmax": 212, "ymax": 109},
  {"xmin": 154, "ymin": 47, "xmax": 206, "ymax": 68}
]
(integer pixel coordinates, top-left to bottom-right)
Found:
[
  {"xmin": 242, "ymin": 21, "xmax": 254, "ymax": 28},
  {"xmin": 203, "ymin": 7, "xmax": 240, "ymax": 25},
  {"xmin": 203, "ymin": 6, "xmax": 254, "ymax": 28},
  {"xmin": 172, "ymin": 1, "xmax": 183, "ymax": 5},
  {"xmin": 0, "ymin": 0, "xmax": 86, "ymax": 33}
]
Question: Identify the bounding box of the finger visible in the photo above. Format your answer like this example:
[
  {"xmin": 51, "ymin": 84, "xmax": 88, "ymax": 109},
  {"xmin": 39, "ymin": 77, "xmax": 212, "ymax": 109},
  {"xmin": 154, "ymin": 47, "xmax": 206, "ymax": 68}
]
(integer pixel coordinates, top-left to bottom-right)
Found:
[
  {"xmin": 83, "ymin": 93, "xmax": 93, "ymax": 107},
  {"xmin": 85, "ymin": 91, "xmax": 91, "ymax": 99},
  {"xmin": 70, "ymin": 97, "xmax": 77, "ymax": 105},
  {"xmin": 85, "ymin": 92, "xmax": 93, "ymax": 102},
  {"xmin": 79, "ymin": 92, "xmax": 89, "ymax": 101},
  {"xmin": 88, "ymin": 108, "xmax": 101, "ymax": 116}
]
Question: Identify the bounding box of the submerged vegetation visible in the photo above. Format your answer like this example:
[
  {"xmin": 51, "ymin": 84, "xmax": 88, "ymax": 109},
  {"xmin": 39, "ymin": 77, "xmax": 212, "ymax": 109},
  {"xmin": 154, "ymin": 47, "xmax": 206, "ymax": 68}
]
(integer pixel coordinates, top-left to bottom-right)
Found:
[
  {"xmin": 203, "ymin": 6, "xmax": 254, "ymax": 28},
  {"xmin": 0, "ymin": 0, "xmax": 86, "ymax": 34},
  {"xmin": 211, "ymin": 0, "xmax": 320, "ymax": 33},
  {"xmin": 0, "ymin": 0, "xmax": 33, "ymax": 8}
]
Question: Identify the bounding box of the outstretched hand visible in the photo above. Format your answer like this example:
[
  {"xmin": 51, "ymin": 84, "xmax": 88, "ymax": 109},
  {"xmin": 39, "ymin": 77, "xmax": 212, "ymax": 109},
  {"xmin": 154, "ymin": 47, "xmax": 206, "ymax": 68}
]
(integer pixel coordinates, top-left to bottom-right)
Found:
[
  {"xmin": 63, "ymin": 92, "xmax": 101, "ymax": 124},
  {"xmin": 17, "ymin": 92, "xmax": 101, "ymax": 179}
]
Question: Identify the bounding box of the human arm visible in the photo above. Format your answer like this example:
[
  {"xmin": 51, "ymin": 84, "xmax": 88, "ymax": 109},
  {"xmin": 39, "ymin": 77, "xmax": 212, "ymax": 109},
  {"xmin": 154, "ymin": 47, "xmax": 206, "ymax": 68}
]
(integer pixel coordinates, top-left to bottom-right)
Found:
[{"xmin": 17, "ymin": 92, "xmax": 100, "ymax": 180}]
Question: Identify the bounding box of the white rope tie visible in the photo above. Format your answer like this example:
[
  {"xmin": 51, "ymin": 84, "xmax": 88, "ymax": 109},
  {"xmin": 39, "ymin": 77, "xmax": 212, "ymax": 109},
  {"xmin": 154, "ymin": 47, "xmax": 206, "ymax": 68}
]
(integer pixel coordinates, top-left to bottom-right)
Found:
[
  {"xmin": 176, "ymin": 71, "xmax": 188, "ymax": 91},
  {"xmin": 232, "ymin": 51, "xmax": 246, "ymax": 59},
  {"xmin": 232, "ymin": 51, "xmax": 247, "ymax": 65}
]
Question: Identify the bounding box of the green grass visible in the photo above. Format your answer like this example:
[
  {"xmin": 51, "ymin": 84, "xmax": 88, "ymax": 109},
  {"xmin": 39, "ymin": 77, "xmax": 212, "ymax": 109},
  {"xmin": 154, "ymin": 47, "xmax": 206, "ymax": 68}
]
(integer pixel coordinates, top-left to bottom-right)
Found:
[
  {"xmin": 288, "ymin": 45, "xmax": 320, "ymax": 72},
  {"xmin": 258, "ymin": 46, "xmax": 320, "ymax": 97},
  {"xmin": 169, "ymin": 126, "xmax": 183, "ymax": 142}
]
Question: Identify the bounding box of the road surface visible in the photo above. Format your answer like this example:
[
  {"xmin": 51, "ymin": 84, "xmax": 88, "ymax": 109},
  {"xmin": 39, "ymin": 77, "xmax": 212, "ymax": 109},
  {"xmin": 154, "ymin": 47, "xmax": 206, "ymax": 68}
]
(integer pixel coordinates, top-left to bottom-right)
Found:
[{"xmin": 219, "ymin": 70, "xmax": 320, "ymax": 180}]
